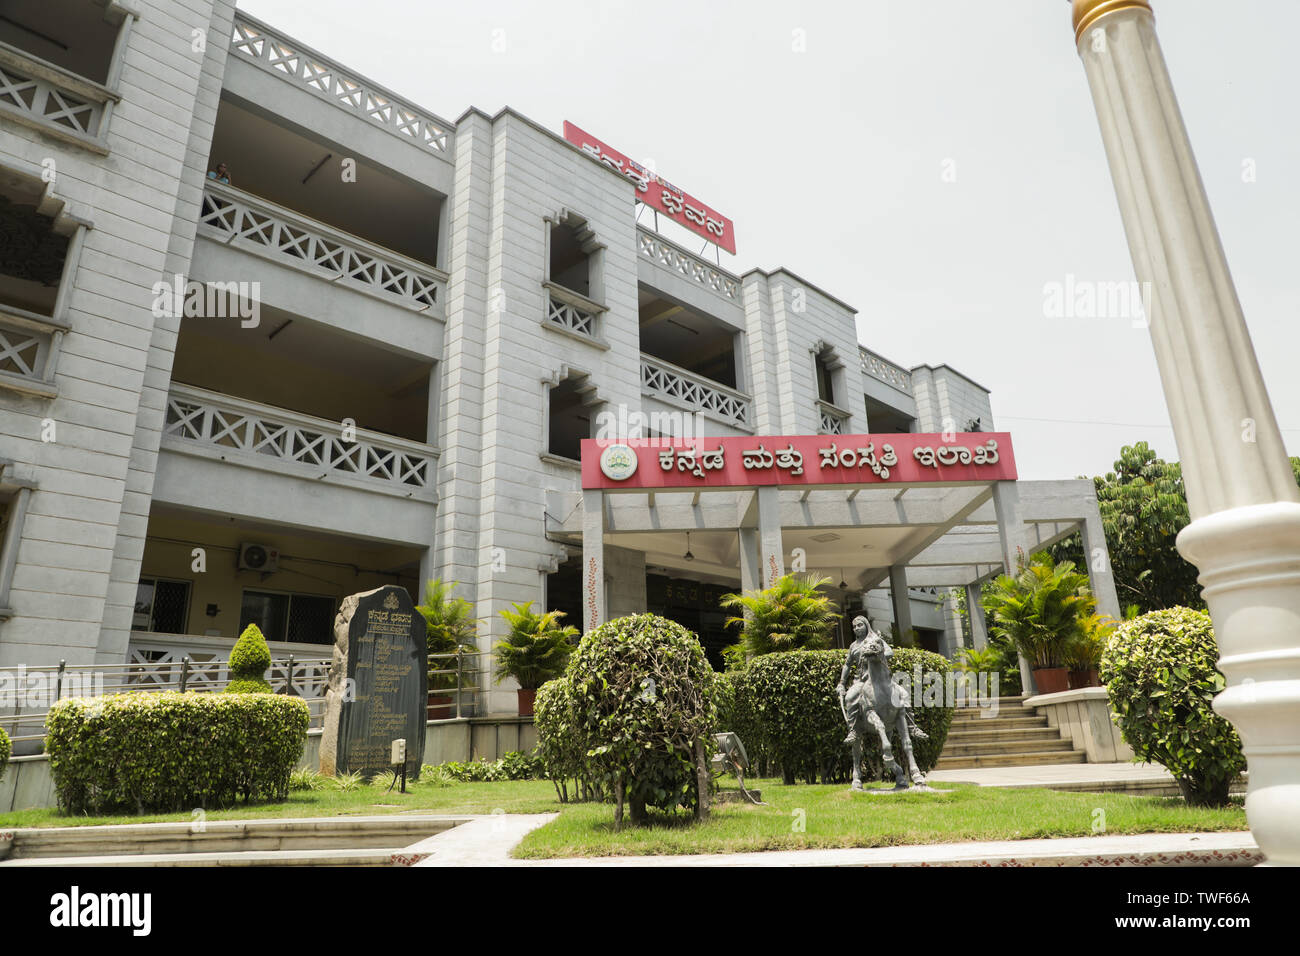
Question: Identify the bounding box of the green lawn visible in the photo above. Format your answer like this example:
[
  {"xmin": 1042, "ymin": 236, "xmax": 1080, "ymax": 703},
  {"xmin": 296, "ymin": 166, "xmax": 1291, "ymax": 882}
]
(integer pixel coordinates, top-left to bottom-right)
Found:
[
  {"xmin": 513, "ymin": 778, "xmax": 1248, "ymax": 859},
  {"xmin": 0, "ymin": 776, "xmax": 1248, "ymax": 862}
]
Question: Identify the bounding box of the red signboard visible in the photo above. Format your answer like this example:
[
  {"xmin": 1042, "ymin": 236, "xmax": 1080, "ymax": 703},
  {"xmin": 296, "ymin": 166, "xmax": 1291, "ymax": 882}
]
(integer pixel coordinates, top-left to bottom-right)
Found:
[
  {"xmin": 581, "ymin": 433, "xmax": 1017, "ymax": 490},
  {"xmin": 563, "ymin": 121, "xmax": 737, "ymax": 255}
]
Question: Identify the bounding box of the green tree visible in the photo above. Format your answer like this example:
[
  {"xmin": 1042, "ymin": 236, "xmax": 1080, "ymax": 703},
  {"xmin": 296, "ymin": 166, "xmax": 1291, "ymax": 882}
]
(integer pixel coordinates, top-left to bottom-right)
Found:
[
  {"xmin": 719, "ymin": 573, "xmax": 841, "ymax": 661},
  {"xmin": 1081, "ymin": 443, "xmax": 1202, "ymax": 615},
  {"xmin": 416, "ymin": 580, "xmax": 478, "ymax": 689},
  {"xmin": 494, "ymin": 602, "xmax": 578, "ymax": 689}
]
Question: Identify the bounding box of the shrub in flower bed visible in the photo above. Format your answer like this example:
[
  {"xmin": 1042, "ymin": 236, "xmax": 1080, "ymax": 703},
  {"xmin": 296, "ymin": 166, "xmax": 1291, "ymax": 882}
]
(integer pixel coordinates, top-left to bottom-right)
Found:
[
  {"xmin": 421, "ymin": 751, "xmax": 543, "ymax": 783},
  {"xmin": 45, "ymin": 691, "xmax": 309, "ymax": 814},
  {"xmin": 0, "ymin": 725, "xmax": 9, "ymax": 783}
]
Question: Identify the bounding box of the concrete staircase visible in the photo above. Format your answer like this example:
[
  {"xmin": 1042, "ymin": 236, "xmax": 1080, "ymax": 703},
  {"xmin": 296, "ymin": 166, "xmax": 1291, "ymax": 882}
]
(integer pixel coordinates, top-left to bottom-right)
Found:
[{"xmin": 937, "ymin": 697, "xmax": 1085, "ymax": 770}]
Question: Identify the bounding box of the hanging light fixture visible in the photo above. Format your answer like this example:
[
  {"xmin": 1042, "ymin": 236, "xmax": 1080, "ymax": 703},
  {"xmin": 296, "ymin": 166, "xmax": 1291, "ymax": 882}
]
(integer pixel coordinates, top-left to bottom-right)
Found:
[
  {"xmin": 684, "ymin": 532, "xmax": 695, "ymax": 562},
  {"xmin": 839, "ymin": 568, "xmax": 848, "ymax": 590}
]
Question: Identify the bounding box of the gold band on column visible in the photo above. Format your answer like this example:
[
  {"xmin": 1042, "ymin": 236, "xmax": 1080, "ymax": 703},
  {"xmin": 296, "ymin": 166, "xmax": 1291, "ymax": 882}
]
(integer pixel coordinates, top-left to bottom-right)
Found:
[{"xmin": 1072, "ymin": 0, "xmax": 1153, "ymax": 44}]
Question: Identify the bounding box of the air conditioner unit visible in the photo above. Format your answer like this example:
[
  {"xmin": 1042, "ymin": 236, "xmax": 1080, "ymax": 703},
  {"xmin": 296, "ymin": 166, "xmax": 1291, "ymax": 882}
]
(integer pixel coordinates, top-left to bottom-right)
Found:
[{"xmin": 238, "ymin": 542, "xmax": 280, "ymax": 573}]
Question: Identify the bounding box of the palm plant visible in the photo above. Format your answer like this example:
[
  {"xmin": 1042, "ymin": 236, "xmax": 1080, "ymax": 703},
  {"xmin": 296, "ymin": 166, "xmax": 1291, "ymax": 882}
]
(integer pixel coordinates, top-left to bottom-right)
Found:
[
  {"xmin": 494, "ymin": 602, "xmax": 578, "ymax": 689},
  {"xmin": 982, "ymin": 552, "xmax": 1095, "ymax": 670},
  {"xmin": 1063, "ymin": 611, "xmax": 1117, "ymax": 672},
  {"xmin": 720, "ymin": 573, "xmax": 841, "ymax": 660},
  {"xmin": 416, "ymin": 579, "xmax": 479, "ymax": 690}
]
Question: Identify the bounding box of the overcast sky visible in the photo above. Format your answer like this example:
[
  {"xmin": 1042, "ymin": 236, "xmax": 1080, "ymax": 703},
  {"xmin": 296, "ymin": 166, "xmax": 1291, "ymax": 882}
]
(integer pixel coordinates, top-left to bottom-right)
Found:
[{"xmin": 237, "ymin": 0, "xmax": 1299, "ymax": 481}]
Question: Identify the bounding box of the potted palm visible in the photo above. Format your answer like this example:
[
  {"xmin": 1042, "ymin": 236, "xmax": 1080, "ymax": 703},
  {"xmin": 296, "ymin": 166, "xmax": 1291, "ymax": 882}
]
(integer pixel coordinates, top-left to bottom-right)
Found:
[
  {"xmin": 416, "ymin": 580, "xmax": 478, "ymax": 719},
  {"xmin": 983, "ymin": 552, "xmax": 1095, "ymax": 696},
  {"xmin": 495, "ymin": 602, "xmax": 578, "ymax": 716},
  {"xmin": 719, "ymin": 573, "xmax": 840, "ymax": 661},
  {"xmin": 1065, "ymin": 612, "xmax": 1116, "ymax": 688}
]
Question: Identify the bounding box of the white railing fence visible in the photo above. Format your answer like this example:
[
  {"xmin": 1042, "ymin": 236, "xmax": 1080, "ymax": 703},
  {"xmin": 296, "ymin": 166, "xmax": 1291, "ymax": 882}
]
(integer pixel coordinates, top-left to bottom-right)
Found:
[
  {"xmin": 163, "ymin": 384, "xmax": 436, "ymax": 493},
  {"xmin": 0, "ymin": 43, "xmax": 113, "ymax": 139},
  {"xmin": 198, "ymin": 182, "xmax": 444, "ymax": 311},
  {"xmin": 636, "ymin": 229, "xmax": 740, "ymax": 302},
  {"xmin": 229, "ymin": 15, "xmax": 453, "ymax": 155},
  {"xmin": 640, "ymin": 355, "xmax": 752, "ymax": 428},
  {"xmin": 818, "ymin": 401, "xmax": 851, "ymax": 435},
  {"xmin": 860, "ymin": 347, "xmax": 913, "ymax": 393}
]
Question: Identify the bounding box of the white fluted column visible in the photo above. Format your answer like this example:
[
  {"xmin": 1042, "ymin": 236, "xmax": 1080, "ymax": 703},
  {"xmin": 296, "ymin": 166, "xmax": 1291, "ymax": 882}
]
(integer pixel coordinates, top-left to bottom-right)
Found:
[{"xmin": 1071, "ymin": 0, "xmax": 1300, "ymax": 864}]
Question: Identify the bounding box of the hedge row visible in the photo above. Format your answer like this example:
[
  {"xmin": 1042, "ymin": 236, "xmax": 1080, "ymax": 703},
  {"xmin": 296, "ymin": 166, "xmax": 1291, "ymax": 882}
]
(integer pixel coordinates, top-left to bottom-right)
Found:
[
  {"xmin": 720, "ymin": 648, "xmax": 954, "ymax": 785},
  {"xmin": 46, "ymin": 692, "xmax": 310, "ymax": 814}
]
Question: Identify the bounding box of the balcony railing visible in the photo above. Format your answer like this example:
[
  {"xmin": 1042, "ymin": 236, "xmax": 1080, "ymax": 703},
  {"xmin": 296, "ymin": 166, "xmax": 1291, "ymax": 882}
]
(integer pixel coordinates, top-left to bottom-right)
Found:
[
  {"xmin": 636, "ymin": 227, "xmax": 740, "ymax": 303},
  {"xmin": 544, "ymin": 282, "xmax": 604, "ymax": 341},
  {"xmin": 163, "ymin": 384, "xmax": 437, "ymax": 495},
  {"xmin": 641, "ymin": 354, "xmax": 752, "ymax": 428},
  {"xmin": 230, "ymin": 14, "xmax": 454, "ymax": 156},
  {"xmin": 860, "ymin": 346, "xmax": 913, "ymax": 393},
  {"xmin": 198, "ymin": 181, "xmax": 445, "ymax": 312},
  {"xmin": 0, "ymin": 41, "xmax": 118, "ymax": 147},
  {"xmin": 817, "ymin": 400, "xmax": 851, "ymax": 435}
]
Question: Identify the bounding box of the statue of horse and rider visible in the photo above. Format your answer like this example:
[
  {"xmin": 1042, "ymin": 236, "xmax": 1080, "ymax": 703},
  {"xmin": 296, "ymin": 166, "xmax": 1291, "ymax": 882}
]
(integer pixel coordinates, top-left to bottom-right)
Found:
[{"xmin": 837, "ymin": 615, "xmax": 929, "ymax": 791}]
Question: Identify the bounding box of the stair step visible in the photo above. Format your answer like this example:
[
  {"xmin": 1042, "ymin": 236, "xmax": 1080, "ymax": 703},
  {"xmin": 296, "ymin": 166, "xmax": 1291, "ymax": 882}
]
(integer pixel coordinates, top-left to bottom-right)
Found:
[
  {"xmin": 947, "ymin": 716, "xmax": 1048, "ymax": 731},
  {"xmin": 940, "ymin": 738, "xmax": 1076, "ymax": 757},
  {"xmin": 936, "ymin": 751, "xmax": 1087, "ymax": 769},
  {"xmin": 946, "ymin": 727, "xmax": 1061, "ymax": 744},
  {"xmin": 951, "ymin": 706, "xmax": 1037, "ymax": 720}
]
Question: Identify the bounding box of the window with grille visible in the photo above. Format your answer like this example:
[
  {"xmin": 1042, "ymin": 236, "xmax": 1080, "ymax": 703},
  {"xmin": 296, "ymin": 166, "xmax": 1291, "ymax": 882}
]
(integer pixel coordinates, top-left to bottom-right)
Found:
[
  {"xmin": 133, "ymin": 578, "xmax": 192, "ymax": 633},
  {"xmin": 241, "ymin": 589, "xmax": 337, "ymax": 645}
]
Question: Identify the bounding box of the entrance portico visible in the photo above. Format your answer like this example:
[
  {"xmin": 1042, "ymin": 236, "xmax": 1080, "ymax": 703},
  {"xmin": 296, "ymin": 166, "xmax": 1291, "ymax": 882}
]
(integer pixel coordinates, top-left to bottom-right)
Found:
[{"xmin": 554, "ymin": 433, "xmax": 1120, "ymax": 681}]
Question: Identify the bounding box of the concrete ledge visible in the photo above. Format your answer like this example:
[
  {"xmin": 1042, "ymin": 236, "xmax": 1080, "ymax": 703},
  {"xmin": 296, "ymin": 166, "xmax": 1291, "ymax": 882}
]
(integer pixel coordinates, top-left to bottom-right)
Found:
[{"xmin": 1024, "ymin": 686, "xmax": 1134, "ymax": 763}]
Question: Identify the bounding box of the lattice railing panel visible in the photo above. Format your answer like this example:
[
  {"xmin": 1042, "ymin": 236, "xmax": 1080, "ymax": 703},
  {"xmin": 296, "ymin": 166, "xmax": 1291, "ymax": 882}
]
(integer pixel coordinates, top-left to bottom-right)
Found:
[
  {"xmin": 547, "ymin": 294, "xmax": 598, "ymax": 338},
  {"xmin": 637, "ymin": 230, "xmax": 739, "ymax": 301},
  {"xmin": 164, "ymin": 389, "xmax": 435, "ymax": 491},
  {"xmin": 860, "ymin": 347, "xmax": 913, "ymax": 393},
  {"xmin": 0, "ymin": 58, "xmax": 102, "ymax": 136},
  {"xmin": 640, "ymin": 356, "xmax": 751, "ymax": 427},
  {"xmin": 230, "ymin": 17, "xmax": 452, "ymax": 154},
  {"xmin": 199, "ymin": 184, "xmax": 442, "ymax": 309}
]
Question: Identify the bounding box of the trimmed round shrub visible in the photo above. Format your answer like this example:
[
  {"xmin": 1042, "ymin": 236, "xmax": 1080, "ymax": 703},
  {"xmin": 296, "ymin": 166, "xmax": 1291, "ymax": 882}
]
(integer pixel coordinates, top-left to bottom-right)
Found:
[
  {"xmin": 0, "ymin": 725, "xmax": 9, "ymax": 783},
  {"xmin": 1101, "ymin": 607, "xmax": 1244, "ymax": 807},
  {"xmin": 225, "ymin": 623, "xmax": 273, "ymax": 693},
  {"xmin": 563, "ymin": 613, "xmax": 719, "ymax": 824},
  {"xmin": 46, "ymin": 692, "xmax": 310, "ymax": 814},
  {"xmin": 746, "ymin": 648, "xmax": 954, "ymax": 784}
]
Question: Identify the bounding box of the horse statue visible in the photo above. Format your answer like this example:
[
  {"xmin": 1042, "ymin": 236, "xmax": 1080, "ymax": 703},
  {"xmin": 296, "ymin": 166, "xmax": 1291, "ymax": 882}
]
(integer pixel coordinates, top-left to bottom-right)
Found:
[{"xmin": 837, "ymin": 616, "xmax": 929, "ymax": 791}]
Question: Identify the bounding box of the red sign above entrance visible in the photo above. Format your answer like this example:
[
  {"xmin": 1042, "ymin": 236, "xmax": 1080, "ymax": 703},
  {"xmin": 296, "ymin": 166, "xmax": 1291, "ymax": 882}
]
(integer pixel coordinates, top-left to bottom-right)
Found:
[
  {"xmin": 581, "ymin": 433, "xmax": 1017, "ymax": 490},
  {"xmin": 563, "ymin": 121, "xmax": 737, "ymax": 255}
]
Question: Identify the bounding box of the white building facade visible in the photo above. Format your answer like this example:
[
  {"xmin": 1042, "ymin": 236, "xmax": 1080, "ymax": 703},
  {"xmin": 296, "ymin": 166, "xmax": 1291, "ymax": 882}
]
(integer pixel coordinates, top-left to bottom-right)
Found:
[{"xmin": 0, "ymin": 2, "xmax": 1117, "ymax": 712}]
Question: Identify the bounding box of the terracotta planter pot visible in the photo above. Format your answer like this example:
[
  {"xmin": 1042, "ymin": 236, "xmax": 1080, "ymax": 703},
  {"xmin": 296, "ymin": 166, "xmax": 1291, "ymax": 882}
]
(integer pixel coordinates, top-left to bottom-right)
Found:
[
  {"xmin": 427, "ymin": 693, "xmax": 453, "ymax": 720},
  {"xmin": 1068, "ymin": 668, "xmax": 1101, "ymax": 689},
  {"xmin": 1032, "ymin": 666, "xmax": 1070, "ymax": 695},
  {"xmin": 517, "ymin": 688, "xmax": 537, "ymax": 717}
]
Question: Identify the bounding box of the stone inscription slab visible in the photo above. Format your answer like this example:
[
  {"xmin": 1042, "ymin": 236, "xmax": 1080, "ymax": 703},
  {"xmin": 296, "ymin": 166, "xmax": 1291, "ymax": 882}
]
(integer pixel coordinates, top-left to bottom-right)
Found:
[{"xmin": 320, "ymin": 585, "xmax": 427, "ymax": 779}]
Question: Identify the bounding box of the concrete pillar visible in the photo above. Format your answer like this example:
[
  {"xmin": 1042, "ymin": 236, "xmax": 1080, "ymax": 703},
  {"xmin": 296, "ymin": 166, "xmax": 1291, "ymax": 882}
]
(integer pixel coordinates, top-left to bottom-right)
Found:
[
  {"xmin": 738, "ymin": 527, "xmax": 761, "ymax": 593},
  {"xmin": 756, "ymin": 486, "xmax": 784, "ymax": 586},
  {"xmin": 1080, "ymin": 508, "xmax": 1122, "ymax": 622},
  {"xmin": 1071, "ymin": 0, "xmax": 1300, "ymax": 863},
  {"xmin": 991, "ymin": 481, "xmax": 1035, "ymax": 695},
  {"xmin": 966, "ymin": 583, "xmax": 989, "ymax": 651},
  {"xmin": 888, "ymin": 565, "xmax": 913, "ymax": 643},
  {"xmin": 581, "ymin": 490, "xmax": 605, "ymax": 633}
]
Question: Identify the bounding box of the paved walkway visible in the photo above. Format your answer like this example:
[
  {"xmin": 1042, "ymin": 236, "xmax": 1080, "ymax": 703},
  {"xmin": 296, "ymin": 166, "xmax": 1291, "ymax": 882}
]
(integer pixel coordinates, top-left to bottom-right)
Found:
[{"xmin": 926, "ymin": 761, "xmax": 1176, "ymax": 791}]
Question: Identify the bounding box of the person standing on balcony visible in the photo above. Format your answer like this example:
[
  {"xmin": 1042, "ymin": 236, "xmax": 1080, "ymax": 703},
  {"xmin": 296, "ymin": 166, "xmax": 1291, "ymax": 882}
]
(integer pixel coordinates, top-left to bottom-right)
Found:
[{"xmin": 207, "ymin": 162, "xmax": 231, "ymax": 184}]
